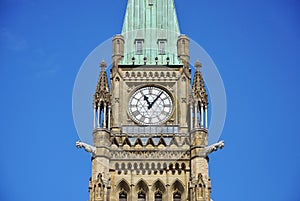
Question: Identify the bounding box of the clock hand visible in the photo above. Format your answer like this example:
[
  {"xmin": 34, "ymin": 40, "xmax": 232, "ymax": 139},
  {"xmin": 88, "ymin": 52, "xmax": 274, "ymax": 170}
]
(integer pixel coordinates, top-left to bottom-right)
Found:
[
  {"xmin": 144, "ymin": 95, "xmax": 151, "ymax": 107},
  {"xmin": 148, "ymin": 91, "xmax": 163, "ymax": 109}
]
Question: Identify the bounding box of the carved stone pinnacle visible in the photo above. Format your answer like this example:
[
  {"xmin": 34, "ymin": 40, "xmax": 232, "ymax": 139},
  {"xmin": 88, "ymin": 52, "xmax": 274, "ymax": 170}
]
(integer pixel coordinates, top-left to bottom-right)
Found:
[
  {"xmin": 194, "ymin": 60, "xmax": 202, "ymax": 71},
  {"xmin": 100, "ymin": 60, "xmax": 107, "ymax": 71}
]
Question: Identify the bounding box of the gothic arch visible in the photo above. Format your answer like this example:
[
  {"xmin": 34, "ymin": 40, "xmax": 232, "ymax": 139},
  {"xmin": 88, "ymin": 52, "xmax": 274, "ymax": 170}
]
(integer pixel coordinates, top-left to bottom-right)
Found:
[
  {"xmin": 127, "ymin": 163, "xmax": 132, "ymax": 170},
  {"xmin": 135, "ymin": 179, "xmax": 149, "ymax": 193},
  {"xmin": 145, "ymin": 162, "xmax": 150, "ymax": 170},
  {"xmin": 134, "ymin": 162, "xmax": 138, "ymax": 170},
  {"xmin": 146, "ymin": 138, "xmax": 155, "ymax": 146},
  {"xmin": 131, "ymin": 72, "xmax": 136, "ymax": 77},
  {"xmin": 139, "ymin": 163, "xmax": 144, "ymax": 170},
  {"xmin": 115, "ymin": 163, "xmax": 120, "ymax": 170},
  {"xmin": 171, "ymin": 180, "xmax": 184, "ymax": 194},
  {"xmin": 117, "ymin": 179, "xmax": 130, "ymax": 193},
  {"xmin": 134, "ymin": 138, "xmax": 143, "ymax": 146},
  {"xmin": 149, "ymin": 72, "xmax": 153, "ymax": 77},
  {"xmin": 152, "ymin": 179, "xmax": 166, "ymax": 193},
  {"xmin": 151, "ymin": 163, "xmax": 156, "ymax": 170},
  {"xmin": 111, "ymin": 137, "xmax": 119, "ymax": 146},
  {"xmin": 169, "ymin": 137, "xmax": 179, "ymax": 146},
  {"xmin": 143, "ymin": 72, "xmax": 147, "ymax": 78},
  {"xmin": 162, "ymin": 162, "xmax": 167, "ymax": 170},
  {"xmin": 157, "ymin": 137, "xmax": 167, "ymax": 146},
  {"xmin": 181, "ymin": 137, "xmax": 190, "ymax": 147},
  {"xmin": 122, "ymin": 137, "xmax": 132, "ymax": 146},
  {"xmin": 134, "ymin": 179, "xmax": 149, "ymax": 201},
  {"xmin": 196, "ymin": 173, "xmax": 206, "ymax": 198},
  {"xmin": 181, "ymin": 163, "xmax": 186, "ymax": 171},
  {"xmin": 92, "ymin": 173, "xmax": 105, "ymax": 200},
  {"xmin": 157, "ymin": 163, "xmax": 161, "ymax": 170},
  {"xmin": 121, "ymin": 162, "xmax": 126, "ymax": 170}
]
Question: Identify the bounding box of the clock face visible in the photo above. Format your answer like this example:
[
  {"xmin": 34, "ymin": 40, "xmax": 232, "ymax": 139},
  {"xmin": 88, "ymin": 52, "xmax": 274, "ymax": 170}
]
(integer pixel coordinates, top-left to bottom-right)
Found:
[{"xmin": 128, "ymin": 86, "xmax": 173, "ymax": 125}]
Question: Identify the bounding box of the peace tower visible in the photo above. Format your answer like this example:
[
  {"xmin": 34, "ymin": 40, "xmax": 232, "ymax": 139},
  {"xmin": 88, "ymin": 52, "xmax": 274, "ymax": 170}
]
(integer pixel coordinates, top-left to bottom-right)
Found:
[{"xmin": 76, "ymin": 1, "xmax": 224, "ymax": 201}]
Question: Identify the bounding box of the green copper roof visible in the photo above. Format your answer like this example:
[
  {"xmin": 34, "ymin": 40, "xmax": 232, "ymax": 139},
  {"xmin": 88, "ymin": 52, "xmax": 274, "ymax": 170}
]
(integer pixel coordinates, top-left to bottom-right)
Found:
[{"xmin": 120, "ymin": 0, "xmax": 182, "ymax": 65}]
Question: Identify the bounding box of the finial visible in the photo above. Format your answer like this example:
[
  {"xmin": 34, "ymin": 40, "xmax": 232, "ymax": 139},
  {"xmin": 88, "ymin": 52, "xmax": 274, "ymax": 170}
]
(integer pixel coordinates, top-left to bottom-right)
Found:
[
  {"xmin": 194, "ymin": 60, "xmax": 202, "ymax": 71},
  {"xmin": 155, "ymin": 57, "xmax": 158, "ymax": 65},
  {"xmin": 166, "ymin": 57, "xmax": 170, "ymax": 65},
  {"xmin": 100, "ymin": 60, "xmax": 107, "ymax": 71},
  {"xmin": 131, "ymin": 57, "xmax": 135, "ymax": 65}
]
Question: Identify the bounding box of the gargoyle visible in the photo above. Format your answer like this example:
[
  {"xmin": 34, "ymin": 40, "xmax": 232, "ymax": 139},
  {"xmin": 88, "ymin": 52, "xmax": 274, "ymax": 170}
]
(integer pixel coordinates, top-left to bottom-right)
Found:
[
  {"xmin": 76, "ymin": 141, "xmax": 96, "ymax": 155},
  {"xmin": 203, "ymin": 140, "xmax": 224, "ymax": 156}
]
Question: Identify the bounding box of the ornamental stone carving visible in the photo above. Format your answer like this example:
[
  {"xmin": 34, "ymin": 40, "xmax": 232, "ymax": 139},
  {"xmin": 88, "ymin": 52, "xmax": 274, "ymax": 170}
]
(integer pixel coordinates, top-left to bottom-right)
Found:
[
  {"xmin": 203, "ymin": 140, "xmax": 225, "ymax": 156},
  {"xmin": 76, "ymin": 141, "xmax": 96, "ymax": 155}
]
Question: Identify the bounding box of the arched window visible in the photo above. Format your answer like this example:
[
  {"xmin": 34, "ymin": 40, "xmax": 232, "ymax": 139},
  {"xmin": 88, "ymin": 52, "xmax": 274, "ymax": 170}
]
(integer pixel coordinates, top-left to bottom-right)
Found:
[
  {"xmin": 119, "ymin": 192, "xmax": 127, "ymax": 201},
  {"xmin": 158, "ymin": 40, "xmax": 166, "ymax": 55},
  {"xmin": 117, "ymin": 180, "xmax": 130, "ymax": 201},
  {"xmin": 135, "ymin": 40, "xmax": 144, "ymax": 55},
  {"xmin": 138, "ymin": 192, "xmax": 146, "ymax": 201},
  {"xmin": 136, "ymin": 180, "xmax": 148, "ymax": 201},
  {"xmin": 173, "ymin": 192, "xmax": 181, "ymax": 201},
  {"xmin": 155, "ymin": 192, "xmax": 162, "ymax": 201},
  {"xmin": 171, "ymin": 180, "xmax": 184, "ymax": 200}
]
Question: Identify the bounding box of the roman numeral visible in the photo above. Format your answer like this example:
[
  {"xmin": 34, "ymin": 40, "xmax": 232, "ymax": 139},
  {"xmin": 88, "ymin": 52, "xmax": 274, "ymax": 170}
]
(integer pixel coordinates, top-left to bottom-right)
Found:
[
  {"xmin": 139, "ymin": 116, "xmax": 146, "ymax": 122},
  {"xmin": 132, "ymin": 110, "xmax": 140, "ymax": 116},
  {"xmin": 162, "ymin": 111, "xmax": 169, "ymax": 116}
]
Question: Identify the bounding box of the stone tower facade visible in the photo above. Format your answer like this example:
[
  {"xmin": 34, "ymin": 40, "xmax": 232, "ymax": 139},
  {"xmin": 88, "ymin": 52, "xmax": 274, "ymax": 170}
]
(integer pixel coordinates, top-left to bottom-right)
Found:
[{"xmin": 76, "ymin": 1, "xmax": 224, "ymax": 201}]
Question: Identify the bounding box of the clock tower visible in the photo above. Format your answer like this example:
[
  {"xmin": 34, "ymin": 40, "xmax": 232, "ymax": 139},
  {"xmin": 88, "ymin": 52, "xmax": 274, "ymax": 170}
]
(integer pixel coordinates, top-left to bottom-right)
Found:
[{"xmin": 76, "ymin": 1, "xmax": 224, "ymax": 201}]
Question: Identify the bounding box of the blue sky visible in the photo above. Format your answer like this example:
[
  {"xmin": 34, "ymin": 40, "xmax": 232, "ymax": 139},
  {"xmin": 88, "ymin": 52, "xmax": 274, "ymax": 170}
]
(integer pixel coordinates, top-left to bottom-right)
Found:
[{"xmin": 1, "ymin": 0, "xmax": 300, "ymax": 201}]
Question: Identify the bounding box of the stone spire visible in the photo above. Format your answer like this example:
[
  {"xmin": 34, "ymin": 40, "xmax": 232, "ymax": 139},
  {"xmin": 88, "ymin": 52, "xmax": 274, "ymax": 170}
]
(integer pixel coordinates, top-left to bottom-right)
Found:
[
  {"xmin": 192, "ymin": 61, "xmax": 208, "ymax": 106},
  {"xmin": 120, "ymin": 0, "xmax": 183, "ymax": 65},
  {"xmin": 94, "ymin": 60, "xmax": 110, "ymax": 106}
]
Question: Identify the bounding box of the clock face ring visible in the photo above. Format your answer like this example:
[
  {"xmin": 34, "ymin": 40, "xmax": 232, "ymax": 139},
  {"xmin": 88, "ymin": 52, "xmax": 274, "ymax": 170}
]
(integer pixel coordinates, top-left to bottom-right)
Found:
[{"xmin": 128, "ymin": 86, "xmax": 173, "ymax": 125}]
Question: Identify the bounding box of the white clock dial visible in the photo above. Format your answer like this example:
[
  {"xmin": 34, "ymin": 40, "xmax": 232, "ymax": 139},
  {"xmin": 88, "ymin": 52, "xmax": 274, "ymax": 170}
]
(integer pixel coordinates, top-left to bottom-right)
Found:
[{"xmin": 128, "ymin": 86, "xmax": 173, "ymax": 125}]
